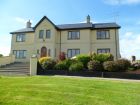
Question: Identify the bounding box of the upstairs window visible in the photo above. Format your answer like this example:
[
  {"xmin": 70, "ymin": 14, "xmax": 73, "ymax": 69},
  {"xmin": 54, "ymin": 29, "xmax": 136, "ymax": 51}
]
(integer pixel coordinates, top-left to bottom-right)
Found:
[
  {"xmin": 97, "ymin": 48, "xmax": 110, "ymax": 54},
  {"xmin": 16, "ymin": 34, "xmax": 25, "ymax": 42},
  {"xmin": 46, "ymin": 30, "xmax": 51, "ymax": 39},
  {"xmin": 68, "ymin": 31, "xmax": 80, "ymax": 40},
  {"xmin": 97, "ymin": 30, "xmax": 110, "ymax": 39},
  {"xmin": 39, "ymin": 30, "xmax": 44, "ymax": 39}
]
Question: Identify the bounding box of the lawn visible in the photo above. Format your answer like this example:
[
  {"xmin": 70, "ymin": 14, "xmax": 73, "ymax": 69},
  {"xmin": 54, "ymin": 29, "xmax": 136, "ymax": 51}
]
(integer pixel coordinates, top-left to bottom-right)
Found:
[{"xmin": 0, "ymin": 76, "xmax": 140, "ymax": 105}]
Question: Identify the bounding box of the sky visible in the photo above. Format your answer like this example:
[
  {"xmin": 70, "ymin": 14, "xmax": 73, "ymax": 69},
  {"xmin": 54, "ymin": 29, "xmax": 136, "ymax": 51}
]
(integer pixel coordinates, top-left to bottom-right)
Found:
[{"xmin": 0, "ymin": 0, "xmax": 140, "ymax": 59}]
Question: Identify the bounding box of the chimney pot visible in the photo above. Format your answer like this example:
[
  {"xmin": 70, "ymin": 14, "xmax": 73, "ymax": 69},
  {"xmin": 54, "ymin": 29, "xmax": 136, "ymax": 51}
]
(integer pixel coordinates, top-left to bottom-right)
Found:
[
  {"xmin": 26, "ymin": 20, "xmax": 31, "ymax": 28},
  {"xmin": 87, "ymin": 15, "xmax": 90, "ymax": 23}
]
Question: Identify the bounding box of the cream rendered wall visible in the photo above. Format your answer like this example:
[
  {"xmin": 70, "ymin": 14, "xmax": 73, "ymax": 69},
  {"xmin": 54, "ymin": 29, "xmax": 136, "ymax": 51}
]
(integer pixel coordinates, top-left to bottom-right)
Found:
[
  {"xmin": 11, "ymin": 32, "xmax": 35, "ymax": 62},
  {"xmin": 34, "ymin": 19, "xmax": 57, "ymax": 59},
  {"xmin": 91, "ymin": 29, "xmax": 120, "ymax": 59},
  {"xmin": 55, "ymin": 31, "xmax": 61, "ymax": 58},
  {"xmin": 60, "ymin": 29, "xmax": 91, "ymax": 57},
  {"xmin": 60, "ymin": 28, "xmax": 120, "ymax": 59}
]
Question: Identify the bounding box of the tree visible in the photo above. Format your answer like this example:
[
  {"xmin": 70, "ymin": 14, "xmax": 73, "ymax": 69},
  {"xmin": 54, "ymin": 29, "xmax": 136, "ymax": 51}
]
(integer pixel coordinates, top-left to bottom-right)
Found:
[{"xmin": 0, "ymin": 54, "xmax": 3, "ymax": 57}]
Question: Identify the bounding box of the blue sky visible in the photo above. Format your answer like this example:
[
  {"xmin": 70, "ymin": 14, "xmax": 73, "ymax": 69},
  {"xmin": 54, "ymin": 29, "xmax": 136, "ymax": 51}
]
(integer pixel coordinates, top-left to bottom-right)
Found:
[{"xmin": 0, "ymin": 0, "xmax": 140, "ymax": 59}]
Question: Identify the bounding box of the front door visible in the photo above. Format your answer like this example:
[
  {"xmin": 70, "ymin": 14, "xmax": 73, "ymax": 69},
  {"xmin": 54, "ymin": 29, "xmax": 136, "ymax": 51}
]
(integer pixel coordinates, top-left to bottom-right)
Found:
[{"xmin": 41, "ymin": 47, "xmax": 47, "ymax": 57}]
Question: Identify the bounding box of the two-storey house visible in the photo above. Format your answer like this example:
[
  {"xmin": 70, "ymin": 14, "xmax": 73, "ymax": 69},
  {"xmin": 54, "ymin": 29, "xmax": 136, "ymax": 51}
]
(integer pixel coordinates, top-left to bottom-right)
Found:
[{"xmin": 10, "ymin": 15, "xmax": 121, "ymax": 62}]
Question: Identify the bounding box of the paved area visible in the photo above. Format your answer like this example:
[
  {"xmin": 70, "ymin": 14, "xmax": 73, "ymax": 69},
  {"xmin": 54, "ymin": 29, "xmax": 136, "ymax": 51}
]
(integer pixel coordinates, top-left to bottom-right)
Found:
[{"xmin": 53, "ymin": 75, "xmax": 140, "ymax": 82}]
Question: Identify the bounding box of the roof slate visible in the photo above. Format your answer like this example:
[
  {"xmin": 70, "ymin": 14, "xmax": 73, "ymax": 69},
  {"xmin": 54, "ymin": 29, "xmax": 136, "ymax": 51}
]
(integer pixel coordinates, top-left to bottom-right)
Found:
[
  {"xmin": 10, "ymin": 28, "xmax": 34, "ymax": 34},
  {"xmin": 57, "ymin": 23, "xmax": 93, "ymax": 30}
]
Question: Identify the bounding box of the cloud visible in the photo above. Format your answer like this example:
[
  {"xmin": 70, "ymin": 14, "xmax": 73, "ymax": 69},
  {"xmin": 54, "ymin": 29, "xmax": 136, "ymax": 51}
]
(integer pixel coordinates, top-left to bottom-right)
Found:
[
  {"xmin": 15, "ymin": 17, "xmax": 27, "ymax": 25},
  {"xmin": 0, "ymin": 35, "xmax": 11, "ymax": 56},
  {"xmin": 80, "ymin": 20, "xmax": 96, "ymax": 23},
  {"xmin": 104, "ymin": 0, "xmax": 140, "ymax": 5},
  {"xmin": 120, "ymin": 32, "xmax": 140, "ymax": 59},
  {"xmin": 15, "ymin": 17, "xmax": 33, "ymax": 26}
]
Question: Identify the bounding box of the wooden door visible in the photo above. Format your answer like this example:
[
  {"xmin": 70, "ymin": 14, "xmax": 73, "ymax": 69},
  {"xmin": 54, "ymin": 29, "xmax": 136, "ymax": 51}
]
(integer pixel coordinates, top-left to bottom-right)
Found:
[{"xmin": 41, "ymin": 47, "xmax": 47, "ymax": 57}]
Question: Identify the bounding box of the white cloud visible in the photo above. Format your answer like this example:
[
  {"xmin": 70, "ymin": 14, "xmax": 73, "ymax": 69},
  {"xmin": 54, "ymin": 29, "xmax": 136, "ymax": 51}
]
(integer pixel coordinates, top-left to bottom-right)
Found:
[
  {"xmin": 0, "ymin": 46, "xmax": 10, "ymax": 56},
  {"xmin": 104, "ymin": 0, "xmax": 140, "ymax": 5},
  {"xmin": 15, "ymin": 17, "xmax": 33, "ymax": 26},
  {"xmin": 0, "ymin": 35, "xmax": 11, "ymax": 56},
  {"xmin": 15, "ymin": 17, "xmax": 27, "ymax": 25},
  {"xmin": 120, "ymin": 32, "xmax": 140, "ymax": 60},
  {"xmin": 80, "ymin": 20, "xmax": 97, "ymax": 23}
]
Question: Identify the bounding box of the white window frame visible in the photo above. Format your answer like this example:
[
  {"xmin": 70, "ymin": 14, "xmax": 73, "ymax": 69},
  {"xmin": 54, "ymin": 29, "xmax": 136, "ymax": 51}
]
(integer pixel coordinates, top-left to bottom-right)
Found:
[
  {"xmin": 67, "ymin": 49, "xmax": 80, "ymax": 58},
  {"xmin": 16, "ymin": 34, "xmax": 25, "ymax": 42}
]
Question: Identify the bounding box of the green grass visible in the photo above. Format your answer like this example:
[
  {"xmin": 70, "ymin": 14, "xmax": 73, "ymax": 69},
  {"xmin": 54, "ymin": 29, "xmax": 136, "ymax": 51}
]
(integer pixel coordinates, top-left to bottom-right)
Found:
[{"xmin": 0, "ymin": 76, "xmax": 140, "ymax": 105}]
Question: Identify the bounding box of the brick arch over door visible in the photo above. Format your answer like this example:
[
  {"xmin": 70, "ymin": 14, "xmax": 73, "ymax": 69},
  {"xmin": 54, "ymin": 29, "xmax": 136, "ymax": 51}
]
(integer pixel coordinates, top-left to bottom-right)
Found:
[{"xmin": 41, "ymin": 47, "xmax": 47, "ymax": 57}]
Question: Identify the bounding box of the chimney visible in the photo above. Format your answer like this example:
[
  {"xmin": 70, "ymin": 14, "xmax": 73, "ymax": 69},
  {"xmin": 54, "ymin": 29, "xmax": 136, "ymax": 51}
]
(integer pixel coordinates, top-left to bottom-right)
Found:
[
  {"xmin": 26, "ymin": 20, "xmax": 31, "ymax": 28},
  {"xmin": 86, "ymin": 15, "xmax": 90, "ymax": 23}
]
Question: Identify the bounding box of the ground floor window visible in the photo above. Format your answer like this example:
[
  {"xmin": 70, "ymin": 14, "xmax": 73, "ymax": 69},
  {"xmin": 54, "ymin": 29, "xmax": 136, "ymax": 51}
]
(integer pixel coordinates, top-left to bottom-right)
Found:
[
  {"xmin": 13, "ymin": 50, "xmax": 26, "ymax": 59},
  {"xmin": 67, "ymin": 49, "xmax": 80, "ymax": 58},
  {"xmin": 97, "ymin": 48, "xmax": 110, "ymax": 54}
]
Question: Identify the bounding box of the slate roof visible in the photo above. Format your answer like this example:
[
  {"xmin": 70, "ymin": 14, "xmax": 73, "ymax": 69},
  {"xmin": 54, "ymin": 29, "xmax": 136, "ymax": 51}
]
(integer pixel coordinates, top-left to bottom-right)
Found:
[
  {"xmin": 10, "ymin": 28, "xmax": 34, "ymax": 34},
  {"xmin": 93, "ymin": 23, "xmax": 120, "ymax": 29},
  {"xmin": 10, "ymin": 16, "xmax": 120, "ymax": 34},
  {"xmin": 57, "ymin": 23, "xmax": 93, "ymax": 30}
]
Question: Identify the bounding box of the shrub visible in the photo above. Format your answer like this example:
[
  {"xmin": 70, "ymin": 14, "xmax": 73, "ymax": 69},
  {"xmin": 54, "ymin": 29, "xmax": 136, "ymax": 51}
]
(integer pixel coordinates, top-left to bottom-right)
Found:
[
  {"xmin": 87, "ymin": 60, "xmax": 103, "ymax": 71},
  {"xmin": 131, "ymin": 62, "xmax": 140, "ymax": 70},
  {"xmin": 114, "ymin": 59, "xmax": 131, "ymax": 71},
  {"xmin": 0, "ymin": 54, "xmax": 3, "ymax": 57},
  {"xmin": 54, "ymin": 61, "xmax": 68, "ymax": 70},
  {"xmin": 69, "ymin": 62, "xmax": 84, "ymax": 71},
  {"xmin": 103, "ymin": 61, "xmax": 116, "ymax": 71},
  {"xmin": 38, "ymin": 57, "xmax": 51, "ymax": 65},
  {"xmin": 59, "ymin": 52, "xmax": 66, "ymax": 61},
  {"xmin": 76, "ymin": 54, "xmax": 90, "ymax": 68},
  {"xmin": 38, "ymin": 57, "xmax": 56, "ymax": 70},
  {"xmin": 91, "ymin": 53, "xmax": 114, "ymax": 63},
  {"xmin": 42, "ymin": 59, "xmax": 56, "ymax": 70}
]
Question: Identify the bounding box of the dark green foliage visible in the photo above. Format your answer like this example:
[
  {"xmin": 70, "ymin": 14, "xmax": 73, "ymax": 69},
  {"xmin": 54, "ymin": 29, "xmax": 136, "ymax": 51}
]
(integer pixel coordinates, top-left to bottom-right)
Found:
[
  {"xmin": 63, "ymin": 59, "xmax": 74, "ymax": 68},
  {"xmin": 54, "ymin": 61, "xmax": 68, "ymax": 70},
  {"xmin": 91, "ymin": 53, "xmax": 114, "ymax": 63},
  {"xmin": 0, "ymin": 54, "xmax": 3, "ymax": 57},
  {"xmin": 42, "ymin": 59, "xmax": 56, "ymax": 70},
  {"xmin": 76, "ymin": 54, "xmax": 90, "ymax": 68},
  {"xmin": 87, "ymin": 60, "xmax": 103, "ymax": 71},
  {"xmin": 103, "ymin": 61, "xmax": 116, "ymax": 71},
  {"xmin": 69, "ymin": 62, "xmax": 84, "ymax": 71}
]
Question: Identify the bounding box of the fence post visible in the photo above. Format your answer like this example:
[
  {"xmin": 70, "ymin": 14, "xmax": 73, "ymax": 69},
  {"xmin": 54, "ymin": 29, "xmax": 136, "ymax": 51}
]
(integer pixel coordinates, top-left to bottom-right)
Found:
[{"xmin": 30, "ymin": 55, "xmax": 38, "ymax": 76}]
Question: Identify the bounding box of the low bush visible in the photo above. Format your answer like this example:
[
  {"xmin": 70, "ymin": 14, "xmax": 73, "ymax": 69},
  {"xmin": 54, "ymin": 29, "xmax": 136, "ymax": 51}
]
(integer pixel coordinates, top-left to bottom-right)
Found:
[
  {"xmin": 38, "ymin": 57, "xmax": 51, "ymax": 65},
  {"xmin": 103, "ymin": 61, "xmax": 116, "ymax": 72},
  {"xmin": 91, "ymin": 53, "xmax": 114, "ymax": 63},
  {"xmin": 115, "ymin": 59, "xmax": 131, "ymax": 71},
  {"xmin": 42, "ymin": 59, "xmax": 56, "ymax": 70},
  {"xmin": 38, "ymin": 57, "xmax": 55, "ymax": 70},
  {"xmin": 103, "ymin": 59, "xmax": 131, "ymax": 72},
  {"xmin": 54, "ymin": 61, "xmax": 68, "ymax": 70},
  {"xmin": 87, "ymin": 60, "xmax": 103, "ymax": 71},
  {"xmin": 69, "ymin": 62, "xmax": 84, "ymax": 71},
  {"xmin": 0, "ymin": 54, "xmax": 3, "ymax": 57},
  {"xmin": 131, "ymin": 62, "xmax": 140, "ymax": 70},
  {"xmin": 76, "ymin": 54, "xmax": 90, "ymax": 68}
]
